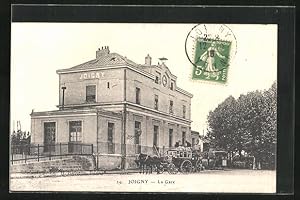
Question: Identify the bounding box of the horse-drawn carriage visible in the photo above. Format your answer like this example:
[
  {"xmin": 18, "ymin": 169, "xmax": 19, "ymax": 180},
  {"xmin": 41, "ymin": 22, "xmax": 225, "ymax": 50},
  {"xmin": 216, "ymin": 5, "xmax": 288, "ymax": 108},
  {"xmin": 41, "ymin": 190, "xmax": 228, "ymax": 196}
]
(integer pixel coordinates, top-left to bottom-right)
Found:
[
  {"xmin": 135, "ymin": 146, "xmax": 204, "ymax": 174},
  {"xmin": 166, "ymin": 147, "xmax": 204, "ymax": 173}
]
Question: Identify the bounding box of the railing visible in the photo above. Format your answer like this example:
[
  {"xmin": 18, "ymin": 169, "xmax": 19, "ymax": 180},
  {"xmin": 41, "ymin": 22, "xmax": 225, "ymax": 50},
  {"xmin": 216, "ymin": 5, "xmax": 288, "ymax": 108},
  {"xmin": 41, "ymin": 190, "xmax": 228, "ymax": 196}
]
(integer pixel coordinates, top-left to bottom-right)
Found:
[
  {"xmin": 11, "ymin": 143, "xmax": 93, "ymax": 165},
  {"xmin": 80, "ymin": 142, "xmax": 172, "ymax": 156},
  {"xmin": 11, "ymin": 142, "xmax": 179, "ymax": 164}
]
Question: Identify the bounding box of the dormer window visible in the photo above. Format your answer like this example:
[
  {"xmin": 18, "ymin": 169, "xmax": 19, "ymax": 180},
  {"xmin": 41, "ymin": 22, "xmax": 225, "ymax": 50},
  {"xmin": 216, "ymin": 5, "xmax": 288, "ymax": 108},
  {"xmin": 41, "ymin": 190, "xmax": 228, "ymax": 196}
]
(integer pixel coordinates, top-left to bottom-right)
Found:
[
  {"xmin": 170, "ymin": 82, "xmax": 174, "ymax": 90},
  {"xmin": 155, "ymin": 76, "xmax": 159, "ymax": 84},
  {"xmin": 136, "ymin": 87, "xmax": 141, "ymax": 105}
]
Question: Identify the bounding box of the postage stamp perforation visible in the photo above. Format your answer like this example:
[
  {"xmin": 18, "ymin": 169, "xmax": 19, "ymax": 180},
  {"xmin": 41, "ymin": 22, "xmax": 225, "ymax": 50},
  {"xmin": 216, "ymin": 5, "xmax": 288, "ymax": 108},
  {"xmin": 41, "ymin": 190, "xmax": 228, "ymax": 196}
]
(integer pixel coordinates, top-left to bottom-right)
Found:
[
  {"xmin": 187, "ymin": 70, "xmax": 230, "ymax": 86},
  {"xmin": 198, "ymin": 37, "xmax": 232, "ymax": 44}
]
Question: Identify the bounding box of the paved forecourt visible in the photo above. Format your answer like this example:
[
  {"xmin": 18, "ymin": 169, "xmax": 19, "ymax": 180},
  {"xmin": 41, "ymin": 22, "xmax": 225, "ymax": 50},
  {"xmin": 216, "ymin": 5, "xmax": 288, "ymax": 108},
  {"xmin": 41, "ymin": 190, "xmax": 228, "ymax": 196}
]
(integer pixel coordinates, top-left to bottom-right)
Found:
[{"xmin": 10, "ymin": 169, "xmax": 276, "ymax": 193}]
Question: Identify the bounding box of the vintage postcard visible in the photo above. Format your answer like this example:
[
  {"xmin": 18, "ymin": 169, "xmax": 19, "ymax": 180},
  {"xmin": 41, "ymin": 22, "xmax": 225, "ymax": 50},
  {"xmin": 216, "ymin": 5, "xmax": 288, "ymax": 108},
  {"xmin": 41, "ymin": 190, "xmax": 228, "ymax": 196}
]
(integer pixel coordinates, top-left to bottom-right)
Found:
[{"xmin": 10, "ymin": 23, "xmax": 277, "ymax": 193}]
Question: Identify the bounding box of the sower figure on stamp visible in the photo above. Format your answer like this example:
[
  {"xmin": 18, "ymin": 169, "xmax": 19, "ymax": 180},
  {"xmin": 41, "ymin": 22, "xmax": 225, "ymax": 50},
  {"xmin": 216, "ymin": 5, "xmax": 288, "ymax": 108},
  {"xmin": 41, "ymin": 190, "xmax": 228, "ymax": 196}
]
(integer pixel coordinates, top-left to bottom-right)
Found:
[{"xmin": 198, "ymin": 41, "xmax": 226, "ymax": 72}]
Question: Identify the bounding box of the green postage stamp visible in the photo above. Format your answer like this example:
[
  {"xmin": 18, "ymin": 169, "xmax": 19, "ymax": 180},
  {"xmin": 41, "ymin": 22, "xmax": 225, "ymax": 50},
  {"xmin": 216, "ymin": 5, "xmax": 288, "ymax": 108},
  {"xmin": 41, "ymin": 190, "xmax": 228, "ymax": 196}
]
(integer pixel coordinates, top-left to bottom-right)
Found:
[
  {"xmin": 193, "ymin": 38, "xmax": 231, "ymax": 83},
  {"xmin": 185, "ymin": 24, "xmax": 237, "ymax": 84}
]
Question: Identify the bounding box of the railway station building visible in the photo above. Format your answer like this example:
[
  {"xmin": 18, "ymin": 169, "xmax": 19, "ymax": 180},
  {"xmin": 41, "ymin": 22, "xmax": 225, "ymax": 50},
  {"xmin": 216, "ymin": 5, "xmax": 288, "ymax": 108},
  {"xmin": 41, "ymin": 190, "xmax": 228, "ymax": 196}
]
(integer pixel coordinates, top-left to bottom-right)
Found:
[{"xmin": 30, "ymin": 46, "xmax": 193, "ymax": 170}]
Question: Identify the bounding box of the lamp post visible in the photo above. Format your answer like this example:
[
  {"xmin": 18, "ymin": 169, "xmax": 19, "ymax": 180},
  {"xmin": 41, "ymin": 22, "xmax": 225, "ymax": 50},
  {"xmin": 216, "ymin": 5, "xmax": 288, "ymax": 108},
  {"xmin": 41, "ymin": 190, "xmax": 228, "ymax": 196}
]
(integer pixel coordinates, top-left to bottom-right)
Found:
[{"xmin": 61, "ymin": 86, "xmax": 66, "ymax": 110}]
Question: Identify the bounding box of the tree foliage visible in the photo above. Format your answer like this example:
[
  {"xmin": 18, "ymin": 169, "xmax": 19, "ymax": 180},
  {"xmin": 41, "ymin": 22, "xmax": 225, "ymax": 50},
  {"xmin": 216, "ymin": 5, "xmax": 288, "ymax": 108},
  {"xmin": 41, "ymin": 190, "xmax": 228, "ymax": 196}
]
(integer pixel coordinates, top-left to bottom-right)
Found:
[
  {"xmin": 11, "ymin": 130, "xmax": 31, "ymax": 146},
  {"xmin": 206, "ymin": 82, "xmax": 277, "ymax": 169}
]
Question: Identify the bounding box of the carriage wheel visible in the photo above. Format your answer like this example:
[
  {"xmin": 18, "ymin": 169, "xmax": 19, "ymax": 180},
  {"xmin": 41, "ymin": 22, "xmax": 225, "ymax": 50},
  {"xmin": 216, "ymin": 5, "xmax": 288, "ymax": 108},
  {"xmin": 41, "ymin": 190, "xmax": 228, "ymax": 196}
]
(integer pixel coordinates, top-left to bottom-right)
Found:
[
  {"xmin": 195, "ymin": 160, "xmax": 203, "ymax": 172},
  {"xmin": 180, "ymin": 160, "xmax": 193, "ymax": 173},
  {"xmin": 167, "ymin": 163, "xmax": 178, "ymax": 174},
  {"xmin": 156, "ymin": 164, "xmax": 164, "ymax": 174}
]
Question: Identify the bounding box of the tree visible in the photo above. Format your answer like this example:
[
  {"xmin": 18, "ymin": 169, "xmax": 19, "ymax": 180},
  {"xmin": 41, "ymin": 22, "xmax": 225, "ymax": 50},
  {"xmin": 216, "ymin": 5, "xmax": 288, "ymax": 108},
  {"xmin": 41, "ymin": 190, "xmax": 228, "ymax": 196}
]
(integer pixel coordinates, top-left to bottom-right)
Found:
[
  {"xmin": 206, "ymin": 96, "xmax": 245, "ymax": 154},
  {"xmin": 206, "ymin": 82, "xmax": 277, "ymax": 169},
  {"xmin": 256, "ymin": 82, "xmax": 277, "ymax": 169}
]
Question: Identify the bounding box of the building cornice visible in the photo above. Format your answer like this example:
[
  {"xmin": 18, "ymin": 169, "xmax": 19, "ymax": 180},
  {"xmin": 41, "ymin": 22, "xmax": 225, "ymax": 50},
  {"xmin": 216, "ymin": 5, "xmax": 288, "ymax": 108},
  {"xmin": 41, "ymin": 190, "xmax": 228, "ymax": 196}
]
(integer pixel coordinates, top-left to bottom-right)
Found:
[
  {"xmin": 125, "ymin": 102, "xmax": 192, "ymax": 124},
  {"xmin": 56, "ymin": 101, "xmax": 192, "ymax": 124},
  {"xmin": 31, "ymin": 112, "xmax": 97, "ymax": 119},
  {"xmin": 176, "ymin": 87, "xmax": 193, "ymax": 98}
]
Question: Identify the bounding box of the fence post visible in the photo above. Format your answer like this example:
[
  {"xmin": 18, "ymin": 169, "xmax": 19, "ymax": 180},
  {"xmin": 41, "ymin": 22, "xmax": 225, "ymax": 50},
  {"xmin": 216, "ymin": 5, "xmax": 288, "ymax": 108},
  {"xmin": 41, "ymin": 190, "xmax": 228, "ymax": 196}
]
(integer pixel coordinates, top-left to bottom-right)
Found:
[
  {"xmin": 11, "ymin": 150, "xmax": 13, "ymax": 165},
  {"xmin": 60, "ymin": 143, "xmax": 62, "ymax": 159},
  {"xmin": 49, "ymin": 144, "xmax": 51, "ymax": 160},
  {"xmin": 37, "ymin": 144, "xmax": 39, "ymax": 162},
  {"xmin": 25, "ymin": 151, "xmax": 27, "ymax": 164},
  {"xmin": 91, "ymin": 144, "xmax": 93, "ymax": 155},
  {"xmin": 81, "ymin": 143, "xmax": 83, "ymax": 155}
]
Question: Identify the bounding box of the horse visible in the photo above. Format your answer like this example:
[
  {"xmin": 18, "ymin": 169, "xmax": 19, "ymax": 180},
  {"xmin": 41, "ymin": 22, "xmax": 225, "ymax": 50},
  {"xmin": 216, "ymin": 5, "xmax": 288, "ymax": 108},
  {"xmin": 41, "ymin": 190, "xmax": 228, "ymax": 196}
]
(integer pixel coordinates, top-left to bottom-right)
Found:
[
  {"xmin": 135, "ymin": 153, "xmax": 163, "ymax": 174},
  {"xmin": 135, "ymin": 153, "xmax": 153, "ymax": 174}
]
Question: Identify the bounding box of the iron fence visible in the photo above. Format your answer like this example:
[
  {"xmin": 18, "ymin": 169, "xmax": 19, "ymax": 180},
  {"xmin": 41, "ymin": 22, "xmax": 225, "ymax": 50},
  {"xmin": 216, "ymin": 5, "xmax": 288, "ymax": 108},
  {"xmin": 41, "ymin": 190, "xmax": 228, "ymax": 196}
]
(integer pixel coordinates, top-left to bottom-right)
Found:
[
  {"xmin": 96, "ymin": 142, "xmax": 169, "ymax": 156},
  {"xmin": 10, "ymin": 143, "xmax": 93, "ymax": 165},
  {"xmin": 11, "ymin": 142, "xmax": 179, "ymax": 165}
]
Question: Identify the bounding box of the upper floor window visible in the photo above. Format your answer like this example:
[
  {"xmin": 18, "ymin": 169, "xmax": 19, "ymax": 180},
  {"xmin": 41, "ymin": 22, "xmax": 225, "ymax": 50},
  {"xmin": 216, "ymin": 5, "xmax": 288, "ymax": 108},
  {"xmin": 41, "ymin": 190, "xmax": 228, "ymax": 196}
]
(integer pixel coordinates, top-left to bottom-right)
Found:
[
  {"xmin": 169, "ymin": 100, "xmax": 174, "ymax": 114},
  {"xmin": 154, "ymin": 95, "xmax": 159, "ymax": 110},
  {"xmin": 136, "ymin": 87, "xmax": 141, "ymax": 104},
  {"xmin": 170, "ymin": 82, "xmax": 174, "ymax": 90},
  {"xmin": 86, "ymin": 85, "xmax": 96, "ymax": 103},
  {"xmin": 183, "ymin": 105, "xmax": 186, "ymax": 119}
]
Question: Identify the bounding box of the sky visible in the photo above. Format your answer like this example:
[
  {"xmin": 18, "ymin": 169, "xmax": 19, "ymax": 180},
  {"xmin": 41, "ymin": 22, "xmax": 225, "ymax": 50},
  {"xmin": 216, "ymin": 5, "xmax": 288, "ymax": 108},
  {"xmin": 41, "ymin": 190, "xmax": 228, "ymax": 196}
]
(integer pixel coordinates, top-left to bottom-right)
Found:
[{"xmin": 11, "ymin": 23, "xmax": 277, "ymax": 134}]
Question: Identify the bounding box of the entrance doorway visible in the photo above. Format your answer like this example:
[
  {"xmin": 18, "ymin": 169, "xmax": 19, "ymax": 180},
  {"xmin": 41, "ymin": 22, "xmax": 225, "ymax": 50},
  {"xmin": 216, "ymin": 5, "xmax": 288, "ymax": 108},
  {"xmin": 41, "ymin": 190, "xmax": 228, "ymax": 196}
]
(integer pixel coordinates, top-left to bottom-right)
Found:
[{"xmin": 44, "ymin": 122, "xmax": 56, "ymax": 152}]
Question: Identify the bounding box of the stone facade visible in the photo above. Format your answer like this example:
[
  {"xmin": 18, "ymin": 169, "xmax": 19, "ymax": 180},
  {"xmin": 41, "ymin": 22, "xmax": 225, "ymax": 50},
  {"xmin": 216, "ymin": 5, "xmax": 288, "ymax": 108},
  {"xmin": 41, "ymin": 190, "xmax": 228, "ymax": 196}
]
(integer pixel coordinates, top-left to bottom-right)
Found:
[{"xmin": 31, "ymin": 46, "xmax": 193, "ymax": 170}]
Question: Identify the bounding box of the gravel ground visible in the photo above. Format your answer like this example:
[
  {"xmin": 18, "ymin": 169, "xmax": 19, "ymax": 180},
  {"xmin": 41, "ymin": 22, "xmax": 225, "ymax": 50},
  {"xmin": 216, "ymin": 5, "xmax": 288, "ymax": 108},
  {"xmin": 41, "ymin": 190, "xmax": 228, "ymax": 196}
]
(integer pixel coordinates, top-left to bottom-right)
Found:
[{"xmin": 10, "ymin": 169, "xmax": 276, "ymax": 193}]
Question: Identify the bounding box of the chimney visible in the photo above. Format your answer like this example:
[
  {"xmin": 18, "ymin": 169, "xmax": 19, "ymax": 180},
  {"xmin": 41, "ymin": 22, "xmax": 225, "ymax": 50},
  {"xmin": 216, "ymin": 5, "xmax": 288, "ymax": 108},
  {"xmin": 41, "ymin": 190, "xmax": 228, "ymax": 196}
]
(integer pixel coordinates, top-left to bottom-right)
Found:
[
  {"xmin": 145, "ymin": 54, "xmax": 152, "ymax": 66},
  {"xmin": 96, "ymin": 46, "xmax": 110, "ymax": 58}
]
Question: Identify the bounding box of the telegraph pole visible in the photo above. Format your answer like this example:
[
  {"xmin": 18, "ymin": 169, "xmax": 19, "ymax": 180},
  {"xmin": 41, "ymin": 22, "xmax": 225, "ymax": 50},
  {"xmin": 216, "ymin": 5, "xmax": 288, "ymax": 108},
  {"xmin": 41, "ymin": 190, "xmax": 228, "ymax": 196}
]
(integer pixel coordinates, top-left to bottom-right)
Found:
[
  {"xmin": 61, "ymin": 86, "xmax": 66, "ymax": 110},
  {"xmin": 121, "ymin": 69, "xmax": 127, "ymax": 170}
]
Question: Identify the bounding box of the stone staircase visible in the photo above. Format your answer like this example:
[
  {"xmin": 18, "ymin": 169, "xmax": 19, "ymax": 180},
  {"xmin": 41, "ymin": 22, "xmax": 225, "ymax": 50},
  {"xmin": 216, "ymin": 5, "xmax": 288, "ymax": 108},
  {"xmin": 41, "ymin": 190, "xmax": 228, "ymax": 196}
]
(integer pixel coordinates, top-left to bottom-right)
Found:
[{"xmin": 11, "ymin": 155, "xmax": 96, "ymax": 173}]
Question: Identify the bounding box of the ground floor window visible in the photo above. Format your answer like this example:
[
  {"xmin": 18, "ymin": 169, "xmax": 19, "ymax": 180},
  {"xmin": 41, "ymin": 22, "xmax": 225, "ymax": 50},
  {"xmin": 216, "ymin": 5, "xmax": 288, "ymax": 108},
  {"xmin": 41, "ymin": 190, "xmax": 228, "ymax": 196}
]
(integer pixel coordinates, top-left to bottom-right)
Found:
[
  {"xmin": 182, "ymin": 131, "xmax": 186, "ymax": 146},
  {"xmin": 108, "ymin": 122, "xmax": 115, "ymax": 154},
  {"xmin": 153, "ymin": 125, "xmax": 159, "ymax": 147},
  {"xmin": 134, "ymin": 121, "xmax": 141, "ymax": 144},
  {"xmin": 69, "ymin": 121, "xmax": 82, "ymax": 142},
  {"xmin": 192, "ymin": 138, "xmax": 195, "ymax": 147},
  {"xmin": 169, "ymin": 129, "xmax": 173, "ymax": 147},
  {"xmin": 134, "ymin": 121, "xmax": 141, "ymax": 153},
  {"xmin": 68, "ymin": 121, "xmax": 82, "ymax": 153}
]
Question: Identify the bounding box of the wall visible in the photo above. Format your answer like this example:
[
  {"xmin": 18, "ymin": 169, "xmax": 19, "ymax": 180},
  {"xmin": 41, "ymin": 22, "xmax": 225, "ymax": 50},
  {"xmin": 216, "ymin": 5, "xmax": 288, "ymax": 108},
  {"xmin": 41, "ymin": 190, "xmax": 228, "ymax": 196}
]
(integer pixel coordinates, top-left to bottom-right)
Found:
[
  {"xmin": 59, "ymin": 68, "xmax": 124, "ymax": 106},
  {"xmin": 125, "ymin": 68, "xmax": 191, "ymax": 120},
  {"xmin": 31, "ymin": 113, "xmax": 97, "ymax": 146},
  {"xmin": 125, "ymin": 109, "xmax": 191, "ymax": 156},
  {"xmin": 97, "ymin": 114, "xmax": 123, "ymax": 155}
]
